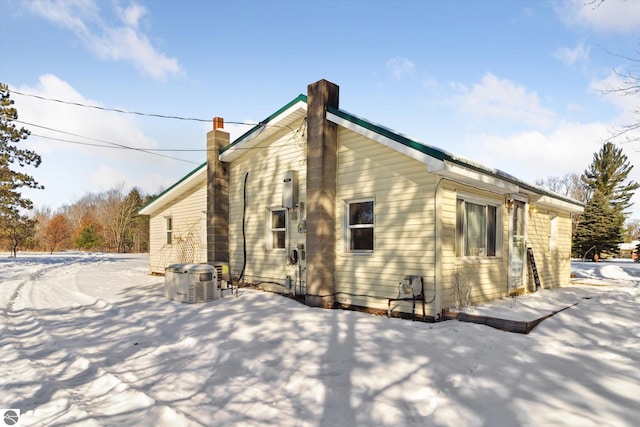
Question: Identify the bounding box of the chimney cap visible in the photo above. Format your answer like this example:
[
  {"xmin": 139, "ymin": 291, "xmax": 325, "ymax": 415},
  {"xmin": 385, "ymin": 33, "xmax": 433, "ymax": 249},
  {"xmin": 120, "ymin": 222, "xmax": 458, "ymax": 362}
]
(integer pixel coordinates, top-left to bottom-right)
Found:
[{"xmin": 213, "ymin": 117, "xmax": 224, "ymax": 130}]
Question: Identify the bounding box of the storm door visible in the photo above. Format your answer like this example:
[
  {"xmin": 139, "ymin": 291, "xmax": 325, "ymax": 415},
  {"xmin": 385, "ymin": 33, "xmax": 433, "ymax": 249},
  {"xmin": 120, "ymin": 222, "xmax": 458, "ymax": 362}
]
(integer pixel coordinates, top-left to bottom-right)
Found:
[{"xmin": 508, "ymin": 200, "xmax": 527, "ymax": 292}]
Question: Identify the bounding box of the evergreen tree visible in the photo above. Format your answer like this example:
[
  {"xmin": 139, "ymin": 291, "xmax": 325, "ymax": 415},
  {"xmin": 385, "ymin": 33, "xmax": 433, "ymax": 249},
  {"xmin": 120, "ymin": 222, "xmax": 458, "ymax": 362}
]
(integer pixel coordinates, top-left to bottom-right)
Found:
[
  {"xmin": 75, "ymin": 224, "xmax": 103, "ymax": 251},
  {"xmin": 0, "ymin": 82, "xmax": 43, "ymax": 218},
  {"xmin": 581, "ymin": 142, "xmax": 638, "ymax": 214},
  {"xmin": 574, "ymin": 143, "xmax": 638, "ymax": 258},
  {"xmin": 122, "ymin": 188, "xmax": 147, "ymax": 252},
  {"xmin": 573, "ymin": 191, "xmax": 622, "ymax": 259}
]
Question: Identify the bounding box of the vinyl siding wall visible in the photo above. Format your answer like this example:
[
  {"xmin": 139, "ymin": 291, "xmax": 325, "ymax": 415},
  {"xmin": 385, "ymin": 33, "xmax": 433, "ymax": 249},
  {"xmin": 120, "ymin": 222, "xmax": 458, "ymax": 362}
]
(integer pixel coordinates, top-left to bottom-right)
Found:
[
  {"xmin": 228, "ymin": 119, "xmax": 307, "ymax": 288},
  {"xmin": 335, "ymin": 127, "xmax": 438, "ymax": 315},
  {"xmin": 440, "ymin": 182, "xmax": 510, "ymax": 309},
  {"xmin": 525, "ymin": 208, "xmax": 573, "ymax": 290},
  {"xmin": 147, "ymin": 184, "xmax": 207, "ymax": 274}
]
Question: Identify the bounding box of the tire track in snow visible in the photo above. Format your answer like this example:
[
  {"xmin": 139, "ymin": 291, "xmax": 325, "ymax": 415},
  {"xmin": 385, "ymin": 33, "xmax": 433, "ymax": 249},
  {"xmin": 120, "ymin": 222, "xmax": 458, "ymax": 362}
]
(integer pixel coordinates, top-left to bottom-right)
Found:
[{"xmin": 2, "ymin": 258, "xmax": 201, "ymax": 426}]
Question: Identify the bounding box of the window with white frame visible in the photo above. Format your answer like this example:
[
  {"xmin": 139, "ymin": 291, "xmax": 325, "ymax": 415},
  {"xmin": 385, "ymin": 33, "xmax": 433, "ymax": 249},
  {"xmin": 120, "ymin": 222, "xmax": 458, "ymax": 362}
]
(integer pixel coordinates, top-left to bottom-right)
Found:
[
  {"xmin": 549, "ymin": 212, "xmax": 558, "ymax": 251},
  {"xmin": 166, "ymin": 216, "xmax": 173, "ymax": 245},
  {"xmin": 201, "ymin": 211, "xmax": 207, "ymax": 247},
  {"xmin": 456, "ymin": 197, "xmax": 500, "ymax": 257},
  {"xmin": 267, "ymin": 208, "xmax": 286, "ymax": 250},
  {"xmin": 346, "ymin": 199, "xmax": 374, "ymax": 252}
]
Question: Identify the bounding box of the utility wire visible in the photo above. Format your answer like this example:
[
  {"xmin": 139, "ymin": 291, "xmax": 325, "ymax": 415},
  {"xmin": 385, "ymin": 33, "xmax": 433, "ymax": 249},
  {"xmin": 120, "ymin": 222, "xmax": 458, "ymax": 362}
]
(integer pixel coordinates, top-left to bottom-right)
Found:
[
  {"xmin": 30, "ymin": 133, "xmax": 199, "ymax": 164},
  {"xmin": 16, "ymin": 119, "xmax": 303, "ymax": 154},
  {"xmin": 11, "ymin": 89, "xmax": 292, "ymax": 130},
  {"xmin": 20, "ymin": 120, "xmax": 199, "ymax": 164}
]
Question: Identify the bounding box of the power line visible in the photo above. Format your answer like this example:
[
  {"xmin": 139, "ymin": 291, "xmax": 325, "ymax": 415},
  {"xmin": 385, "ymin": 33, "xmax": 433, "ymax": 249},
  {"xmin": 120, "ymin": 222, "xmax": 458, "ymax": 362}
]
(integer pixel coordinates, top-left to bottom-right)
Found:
[
  {"xmin": 30, "ymin": 133, "xmax": 199, "ymax": 164},
  {"xmin": 16, "ymin": 119, "xmax": 302, "ymax": 154},
  {"xmin": 19, "ymin": 120, "xmax": 199, "ymax": 164},
  {"xmin": 10, "ymin": 89, "xmax": 291, "ymax": 130}
]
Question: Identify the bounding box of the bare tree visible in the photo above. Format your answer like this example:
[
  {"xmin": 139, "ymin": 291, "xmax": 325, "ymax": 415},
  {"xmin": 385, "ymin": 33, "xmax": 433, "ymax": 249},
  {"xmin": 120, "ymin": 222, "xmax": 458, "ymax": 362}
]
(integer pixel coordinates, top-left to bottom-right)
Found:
[
  {"xmin": 536, "ymin": 172, "xmax": 590, "ymax": 203},
  {"xmin": 96, "ymin": 184, "xmax": 126, "ymax": 252},
  {"xmin": 30, "ymin": 205, "xmax": 52, "ymax": 251},
  {"xmin": 449, "ymin": 268, "xmax": 473, "ymax": 309},
  {"xmin": 624, "ymin": 218, "xmax": 640, "ymax": 241}
]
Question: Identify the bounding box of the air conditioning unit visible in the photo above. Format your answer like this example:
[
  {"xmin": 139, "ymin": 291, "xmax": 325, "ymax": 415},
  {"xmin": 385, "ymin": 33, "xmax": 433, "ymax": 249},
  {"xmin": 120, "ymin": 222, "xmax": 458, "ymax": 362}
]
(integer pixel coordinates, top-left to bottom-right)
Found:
[{"xmin": 165, "ymin": 263, "xmax": 218, "ymax": 303}]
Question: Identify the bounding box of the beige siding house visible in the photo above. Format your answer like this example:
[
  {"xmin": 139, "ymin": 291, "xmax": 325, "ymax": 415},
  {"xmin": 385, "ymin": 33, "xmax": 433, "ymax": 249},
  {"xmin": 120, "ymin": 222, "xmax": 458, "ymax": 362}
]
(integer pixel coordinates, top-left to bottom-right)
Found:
[
  {"xmin": 140, "ymin": 79, "xmax": 583, "ymax": 319},
  {"xmin": 139, "ymin": 165, "xmax": 208, "ymax": 274}
]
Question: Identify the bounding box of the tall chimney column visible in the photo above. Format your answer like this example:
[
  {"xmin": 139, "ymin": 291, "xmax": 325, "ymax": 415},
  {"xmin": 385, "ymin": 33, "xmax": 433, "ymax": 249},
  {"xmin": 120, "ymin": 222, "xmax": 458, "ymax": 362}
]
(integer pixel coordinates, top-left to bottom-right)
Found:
[
  {"xmin": 207, "ymin": 117, "xmax": 230, "ymax": 264},
  {"xmin": 305, "ymin": 80, "xmax": 339, "ymax": 308}
]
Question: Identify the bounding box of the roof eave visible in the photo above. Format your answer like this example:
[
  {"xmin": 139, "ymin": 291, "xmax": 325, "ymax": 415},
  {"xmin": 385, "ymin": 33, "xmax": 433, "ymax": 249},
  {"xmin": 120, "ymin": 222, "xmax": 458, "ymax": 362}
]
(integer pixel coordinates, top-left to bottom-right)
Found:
[
  {"xmin": 219, "ymin": 95, "xmax": 308, "ymax": 162},
  {"xmin": 139, "ymin": 164, "xmax": 207, "ymax": 215}
]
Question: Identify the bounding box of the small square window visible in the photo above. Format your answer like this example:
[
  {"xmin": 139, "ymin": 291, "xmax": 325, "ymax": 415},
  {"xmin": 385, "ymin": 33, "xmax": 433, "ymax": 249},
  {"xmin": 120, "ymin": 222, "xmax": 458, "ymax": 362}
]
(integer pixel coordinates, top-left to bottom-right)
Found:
[{"xmin": 346, "ymin": 200, "xmax": 374, "ymax": 252}]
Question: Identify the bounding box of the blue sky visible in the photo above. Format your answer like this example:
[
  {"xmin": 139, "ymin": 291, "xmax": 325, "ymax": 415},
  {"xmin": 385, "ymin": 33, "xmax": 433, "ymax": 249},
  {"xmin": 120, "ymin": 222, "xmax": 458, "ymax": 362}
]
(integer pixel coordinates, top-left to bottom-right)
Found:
[{"xmin": 1, "ymin": 0, "xmax": 639, "ymax": 219}]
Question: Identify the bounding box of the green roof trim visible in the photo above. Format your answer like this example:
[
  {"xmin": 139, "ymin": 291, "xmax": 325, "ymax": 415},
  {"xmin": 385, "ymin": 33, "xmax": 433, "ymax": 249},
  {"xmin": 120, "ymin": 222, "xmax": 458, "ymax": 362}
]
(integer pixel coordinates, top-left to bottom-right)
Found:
[
  {"xmin": 327, "ymin": 106, "xmax": 583, "ymax": 208},
  {"xmin": 138, "ymin": 161, "xmax": 206, "ymax": 213},
  {"xmin": 219, "ymin": 94, "xmax": 308, "ymax": 154},
  {"xmin": 327, "ymin": 105, "xmax": 450, "ymax": 162}
]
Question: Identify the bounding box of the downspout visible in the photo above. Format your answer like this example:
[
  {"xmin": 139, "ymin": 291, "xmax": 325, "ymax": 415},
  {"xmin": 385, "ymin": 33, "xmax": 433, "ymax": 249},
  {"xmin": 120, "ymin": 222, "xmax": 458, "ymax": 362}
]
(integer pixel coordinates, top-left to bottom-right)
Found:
[{"xmin": 434, "ymin": 178, "xmax": 444, "ymax": 320}]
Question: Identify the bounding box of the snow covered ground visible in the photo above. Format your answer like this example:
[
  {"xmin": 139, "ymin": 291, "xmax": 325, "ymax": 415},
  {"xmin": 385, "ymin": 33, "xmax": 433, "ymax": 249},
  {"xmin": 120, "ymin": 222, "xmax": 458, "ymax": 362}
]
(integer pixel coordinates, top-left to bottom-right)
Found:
[{"xmin": 1, "ymin": 252, "xmax": 639, "ymax": 427}]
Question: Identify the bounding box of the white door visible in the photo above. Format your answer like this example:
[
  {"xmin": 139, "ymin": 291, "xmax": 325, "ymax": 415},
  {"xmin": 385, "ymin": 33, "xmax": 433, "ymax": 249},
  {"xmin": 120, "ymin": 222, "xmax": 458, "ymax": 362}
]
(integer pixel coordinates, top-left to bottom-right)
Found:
[{"xmin": 508, "ymin": 200, "xmax": 527, "ymax": 291}]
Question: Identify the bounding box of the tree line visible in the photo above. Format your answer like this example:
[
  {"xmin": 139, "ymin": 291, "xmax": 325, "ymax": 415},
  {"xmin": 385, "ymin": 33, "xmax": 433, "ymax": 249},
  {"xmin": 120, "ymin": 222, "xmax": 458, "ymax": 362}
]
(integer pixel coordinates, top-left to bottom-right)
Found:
[{"xmin": 25, "ymin": 185, "xmax": 152, "ymax": 255}]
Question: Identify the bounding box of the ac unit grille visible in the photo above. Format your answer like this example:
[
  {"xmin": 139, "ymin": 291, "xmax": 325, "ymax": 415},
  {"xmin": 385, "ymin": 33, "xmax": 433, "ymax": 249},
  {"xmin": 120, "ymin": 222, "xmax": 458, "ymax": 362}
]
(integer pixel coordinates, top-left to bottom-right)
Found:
[{"xmin": 188, "ymin": 281, "xmax": 216, "ymax": 303}]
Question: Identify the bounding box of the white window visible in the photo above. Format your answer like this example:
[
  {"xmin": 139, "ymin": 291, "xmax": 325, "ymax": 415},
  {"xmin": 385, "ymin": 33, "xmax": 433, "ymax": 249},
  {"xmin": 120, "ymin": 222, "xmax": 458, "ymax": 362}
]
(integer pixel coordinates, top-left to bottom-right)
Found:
[
  {"xmin": 201, "ymin": 211, "xmax": 207, "ymax": 247},
  {"xmin": 456, "ymin": 197, "xmax": 501, "ymax": 257},
  {"xmin": 267, "ymin": 208, "xmax": 286, "ymax": 250},
  {"xmin": 346, "ymin": 199, "xmax": 374, "ymax": 252},
  {"xmin": 549, "ymin": 212, "xmax": 558, "ymax": 251},
  {"xmin": 165, "ymin": 216, "xmax": 173, "ymax": 245}
]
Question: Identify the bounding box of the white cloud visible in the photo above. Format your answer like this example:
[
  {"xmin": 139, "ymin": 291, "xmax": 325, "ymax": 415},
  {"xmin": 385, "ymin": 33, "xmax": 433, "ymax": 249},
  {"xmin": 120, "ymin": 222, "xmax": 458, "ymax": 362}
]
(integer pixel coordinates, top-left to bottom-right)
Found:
[
  {"xmin": 26, "ymin": 0, "xmax": 182, "ymax": 81},
  {"xmin": 116, "ymin": 3, "xmax": 147, "ymax": 29},
  {"xmin": 8, "ymin": 75, "xmax": 195, "ymax": 209},
  {"xmin": 15, "ymin": 74, "xmax": 160, "ymax": 158},
  {"xmin": 463, "ymin": 122, "xmax": 607, "ymax": 180},
  {"xmin": 460, "ymin": 121, "xmax": 640, "ymax": 218},
  {"xmin": 386, "ymin": 56, "xmax": 416, "ymax": 80},
  {"xmin": 556, "ymin": 0, "xmax": 640, "ymax": 33},
  {"xmin": 591, "ymin": 72, "xmax": 640, "ymax": 142},
  {"xmin": 454, "ymin": 73, "xmax": 556, "ymax": 128},
  {"xmin": 554, "ymin": 42, "xmax": 590, "ymax": 66}
]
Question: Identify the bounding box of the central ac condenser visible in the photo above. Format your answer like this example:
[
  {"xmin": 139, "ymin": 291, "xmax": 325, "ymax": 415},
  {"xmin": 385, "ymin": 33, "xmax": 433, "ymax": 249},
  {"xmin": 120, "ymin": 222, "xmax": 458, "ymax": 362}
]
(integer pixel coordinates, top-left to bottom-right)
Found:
[{"xmin": 164, "ymin": 263, "xmax": 218, "ymax": 303}]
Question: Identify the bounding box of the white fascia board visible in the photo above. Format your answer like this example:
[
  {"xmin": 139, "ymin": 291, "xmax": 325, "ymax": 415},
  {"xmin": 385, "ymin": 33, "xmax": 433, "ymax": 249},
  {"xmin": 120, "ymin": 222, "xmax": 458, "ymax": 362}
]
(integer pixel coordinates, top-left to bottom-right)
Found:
[
  {"xmin": 434, "ymin": 161, "xmax": 520, "ymax": 195},
  {"xmin": 534, "ymin": 195, "xmax": 584, "ymax": 213},
  {"xmin": 326, "ymin": 111, "xmax": 446, "ymax": 171},
  {"xmin": 220, "ymin": 101, "xmax": 307, "ymax": 162},
  {"xmin": 139, "ymin": 167, "xmax": 206, "ymax": 215}
]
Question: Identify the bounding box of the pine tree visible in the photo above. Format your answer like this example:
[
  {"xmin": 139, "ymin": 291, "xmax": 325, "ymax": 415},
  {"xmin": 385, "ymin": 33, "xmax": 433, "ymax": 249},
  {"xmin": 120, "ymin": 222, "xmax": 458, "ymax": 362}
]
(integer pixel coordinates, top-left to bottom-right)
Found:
[
  {"xmin": 581, "ymin": 142, "xmax": 638, "ymax": 214},
  {"xmin": 574, "ymin": 142, "xmax": 637, "ymax": 258},
  {"xmin": 1, "ymin": 82, "xmax": 43, "ymax": 256},
  {"xmin": 75, "ymin": 224, "xmax": 103, "ymax": 251},
  {"xmin": 573, "ymin": 191, "xmax": 622, "ymax": 259},
  {"xmin": 0, "ymin": 82, "xmax": 43, "ymax": 218}
]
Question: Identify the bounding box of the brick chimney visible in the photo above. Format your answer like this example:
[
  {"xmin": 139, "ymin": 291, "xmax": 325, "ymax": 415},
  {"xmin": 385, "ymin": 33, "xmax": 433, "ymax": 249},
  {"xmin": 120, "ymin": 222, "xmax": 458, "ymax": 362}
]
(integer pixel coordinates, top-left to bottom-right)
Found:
[
  {"xmin": 206, "ymin": 117, "xmax": 230, "ymax": 263},
  {"xmin": 305, "ymin": 80, "xmax": 339, "ymax": 308}
]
